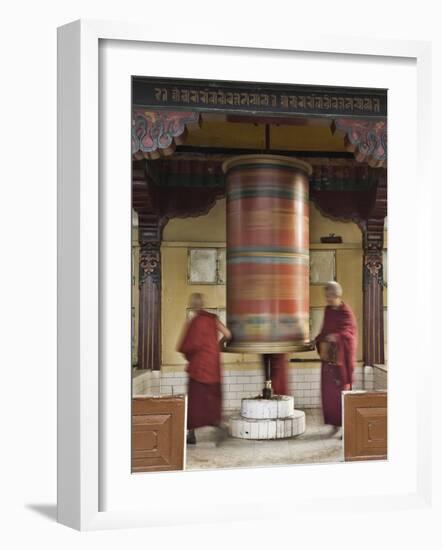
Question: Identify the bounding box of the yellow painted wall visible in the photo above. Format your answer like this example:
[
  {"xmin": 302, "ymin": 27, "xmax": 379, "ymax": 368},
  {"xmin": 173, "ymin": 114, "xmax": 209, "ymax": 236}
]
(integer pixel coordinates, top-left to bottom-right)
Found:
[
  {"xmin": 309, "ymin": 202, "xmax": 362, "ymax": 244},
  {"xmin": 184, "ymin": 119, "xmax": 347, "ymax": 153},
  {"xmin": 157, "ymin": 198, "xmax": 385, "ymax": 369},
  {"xmin": 163, "ymin": 198, "xmax": 227, "ymax": 242},
  {"xmin": 185, "ymin": 121, "xmax": 266, "ymax": 150}
]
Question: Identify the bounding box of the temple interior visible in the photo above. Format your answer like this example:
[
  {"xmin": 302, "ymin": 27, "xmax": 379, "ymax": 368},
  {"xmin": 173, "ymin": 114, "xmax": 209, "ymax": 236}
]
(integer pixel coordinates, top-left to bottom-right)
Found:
[{"xmin": 131, "ymin": 87, "xmax": 388, "ymax": 472}]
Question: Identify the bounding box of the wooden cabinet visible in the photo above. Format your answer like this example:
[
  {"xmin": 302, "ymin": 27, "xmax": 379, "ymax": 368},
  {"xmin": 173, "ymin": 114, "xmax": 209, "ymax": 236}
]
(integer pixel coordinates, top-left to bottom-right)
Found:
[
  {"xmin": 132, "ymin": 396, "xmax": 186, "ymax": 473},
  {"xmin": 343, "ymin": 391, "xmax": 387, "ymax": 461}
]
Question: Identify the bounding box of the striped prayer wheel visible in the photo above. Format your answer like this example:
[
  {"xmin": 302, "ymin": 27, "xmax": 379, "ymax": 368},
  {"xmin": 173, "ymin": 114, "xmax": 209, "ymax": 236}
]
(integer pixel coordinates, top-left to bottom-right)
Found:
[{"xmin": 222, "ymin": 154, "xmax": 313, "ymax": 354}]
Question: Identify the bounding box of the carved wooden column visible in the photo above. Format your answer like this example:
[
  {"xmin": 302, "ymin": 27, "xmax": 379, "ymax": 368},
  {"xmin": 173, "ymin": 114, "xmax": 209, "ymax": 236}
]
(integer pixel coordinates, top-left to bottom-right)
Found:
[
  {"xmin": 137, "ymin": 222, "xmax": 166, "ymax": 370},
  {"xmin": 133, "ymin": 163, "xmax": 166, "ymax": 371},
  {"xmin": 360, "ymin": 175, "xmax": 387, "ymax": 366}
]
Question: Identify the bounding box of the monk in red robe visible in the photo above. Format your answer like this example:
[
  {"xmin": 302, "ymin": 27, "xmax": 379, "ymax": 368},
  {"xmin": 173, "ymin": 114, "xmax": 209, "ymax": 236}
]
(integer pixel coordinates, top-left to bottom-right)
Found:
[
  {"xmin": 177, "ymin": 293, "xmax": 231, "ymax": 445},
  {"xmin": 316, "ymin": 281, "xmax": 357, "ymax": 432}
]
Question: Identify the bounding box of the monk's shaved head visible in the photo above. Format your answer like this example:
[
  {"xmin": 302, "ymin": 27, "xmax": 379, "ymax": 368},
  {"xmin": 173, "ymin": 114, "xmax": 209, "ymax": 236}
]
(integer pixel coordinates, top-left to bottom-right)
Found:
[
  {"xmin": 324, "ymin": 281, "xmax": 343, "ymax": 298},
  {"xmin": 189, "ymin": 292, "xmax": 204, "ymax": 309},
  {"xmin": 324, "ymin": 281, "xmax": 343, "ymax": 307}
]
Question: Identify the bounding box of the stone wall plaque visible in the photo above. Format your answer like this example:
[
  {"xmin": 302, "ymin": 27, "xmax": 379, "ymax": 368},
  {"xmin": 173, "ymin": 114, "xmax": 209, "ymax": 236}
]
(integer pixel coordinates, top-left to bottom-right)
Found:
[
  {"xmin": 310, "ymin": 250, "xmax": 336, "ymax": 285},
  {"xmin": 188, "ymin": 248, "xmax": 218, "ymax": 284}
]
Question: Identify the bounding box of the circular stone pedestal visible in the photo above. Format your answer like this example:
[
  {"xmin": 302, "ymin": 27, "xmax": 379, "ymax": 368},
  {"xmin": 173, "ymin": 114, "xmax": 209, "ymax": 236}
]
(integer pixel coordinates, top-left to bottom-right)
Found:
[{"xmin": 229, "ymin": 396, "xmax": 306, "ymax": 440}]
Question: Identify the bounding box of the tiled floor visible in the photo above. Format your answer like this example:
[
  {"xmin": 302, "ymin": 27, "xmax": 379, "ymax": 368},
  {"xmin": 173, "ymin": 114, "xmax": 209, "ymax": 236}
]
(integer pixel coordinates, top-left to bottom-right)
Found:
[{"xmin": 186, "ymin": 408, "xmax": 343, "ymax": 470}]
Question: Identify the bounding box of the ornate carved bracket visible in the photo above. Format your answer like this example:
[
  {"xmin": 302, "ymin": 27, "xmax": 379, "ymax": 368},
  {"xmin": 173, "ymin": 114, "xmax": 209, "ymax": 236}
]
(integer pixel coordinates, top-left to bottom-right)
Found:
[
  {"xmin": 132, "ymin": 110, "xmax": 200, "ymax": 160},
  {"xmin": 139, "ymin": 241, "xmax": 161, "ymax": 287},
  {"xmin": 332, "ymin": 119, "xmax": 387, "ymax": 168},
  {"xmin": 363, "ymin": 248, "xmax": 384, "ymax": 290}
]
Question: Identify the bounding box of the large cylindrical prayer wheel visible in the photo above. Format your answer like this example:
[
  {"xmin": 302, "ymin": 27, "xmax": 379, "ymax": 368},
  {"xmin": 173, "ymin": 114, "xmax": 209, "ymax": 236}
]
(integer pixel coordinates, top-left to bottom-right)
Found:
[{"xmin": 222, "ymin": 154, "xmax": 312, "ymax": 353}]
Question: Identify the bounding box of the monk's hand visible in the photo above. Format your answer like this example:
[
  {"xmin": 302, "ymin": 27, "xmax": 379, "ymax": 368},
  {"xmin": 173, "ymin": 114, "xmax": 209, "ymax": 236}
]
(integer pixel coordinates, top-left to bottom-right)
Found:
[
  {"xmin": 326, "ymin": 333, "xmax": 338, "ymax": 343},
  {"xmin": 342, "ymin": 383, "xmax": 351, "ymax": 391}
]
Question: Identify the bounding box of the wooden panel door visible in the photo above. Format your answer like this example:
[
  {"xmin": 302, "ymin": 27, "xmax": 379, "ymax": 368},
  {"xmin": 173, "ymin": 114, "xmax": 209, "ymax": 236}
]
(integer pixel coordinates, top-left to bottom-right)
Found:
[
  {"xmin": 343, "ymin": 391, "xmax": 387, "ymax": 461},
  {"xmin": 132, "ymin": 396, "xmax": 186, "ymax": 472}
]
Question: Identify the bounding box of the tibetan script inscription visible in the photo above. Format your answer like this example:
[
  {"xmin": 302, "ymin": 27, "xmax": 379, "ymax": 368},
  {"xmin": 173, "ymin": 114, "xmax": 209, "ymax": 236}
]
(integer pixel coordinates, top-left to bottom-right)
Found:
[
  {"xmin": 153, "ymin": 87, "xmax": 381, "ymax": 113},
  {"xmin": 133, "ymin": 78, "xmax": 387, "ymax": 118}
]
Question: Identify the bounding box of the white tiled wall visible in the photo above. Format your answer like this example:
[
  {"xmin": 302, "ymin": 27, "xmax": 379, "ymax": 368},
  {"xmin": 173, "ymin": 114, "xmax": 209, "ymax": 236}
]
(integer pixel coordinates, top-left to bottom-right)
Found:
[
  {"xmin": 132, "ymin": 369, "xmax": 160, "ymax": 396},
  {"xmin": 373, "ymin": 364, "xmax": 388, "ymax": 390},
  {"xmin": 133, "ymin": 362, "xmax": 373, "ymax": 411}
]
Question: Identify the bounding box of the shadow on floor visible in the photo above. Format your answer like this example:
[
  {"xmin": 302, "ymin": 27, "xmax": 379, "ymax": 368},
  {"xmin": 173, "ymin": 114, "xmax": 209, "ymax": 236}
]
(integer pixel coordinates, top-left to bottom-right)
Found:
[
  {"xmin": 26, "ymin": 504, "xmax": 57, "ymax": 522},
  {"xmin": 186, "ymin": 408, "xmax": 343, "ymax": 470}
]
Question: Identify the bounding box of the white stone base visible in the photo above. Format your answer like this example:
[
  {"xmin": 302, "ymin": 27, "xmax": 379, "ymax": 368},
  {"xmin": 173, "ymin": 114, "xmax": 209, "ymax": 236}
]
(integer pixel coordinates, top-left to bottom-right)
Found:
[
  {"xmin": 241, "ymin": 395, "xmax": 294, "ymax": 419},
  {"xmin": 230, "ymin": 411, "xmax": 305, "ymax": 439},
  {"xmin": 230, "ymin": 396, "xmax": 306, "ymax": 439}
]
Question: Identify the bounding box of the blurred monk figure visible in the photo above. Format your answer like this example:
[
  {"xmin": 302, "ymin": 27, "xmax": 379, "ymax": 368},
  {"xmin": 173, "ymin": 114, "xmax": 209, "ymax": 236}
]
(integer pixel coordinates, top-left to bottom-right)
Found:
[
  {"xmin": 177, "ymin": 293, "xmax": 231, "ymax": 445},
  {"xmin": 315, "ymin": 281, "xmax": 357, "ymax": 434}
]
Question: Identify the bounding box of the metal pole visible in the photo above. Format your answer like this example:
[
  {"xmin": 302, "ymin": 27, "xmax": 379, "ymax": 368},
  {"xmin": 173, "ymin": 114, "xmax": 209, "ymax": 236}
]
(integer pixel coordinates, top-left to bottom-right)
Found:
[{"xmin": 262, "ymin": 354, "xmax": 273, "ymax": 399}]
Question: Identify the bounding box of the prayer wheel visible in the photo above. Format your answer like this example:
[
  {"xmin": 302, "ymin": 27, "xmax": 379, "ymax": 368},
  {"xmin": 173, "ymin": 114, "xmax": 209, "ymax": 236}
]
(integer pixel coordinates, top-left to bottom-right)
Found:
[{"xmin": 222, "ymin": 154, "xmax": 313, "ymax": 354}]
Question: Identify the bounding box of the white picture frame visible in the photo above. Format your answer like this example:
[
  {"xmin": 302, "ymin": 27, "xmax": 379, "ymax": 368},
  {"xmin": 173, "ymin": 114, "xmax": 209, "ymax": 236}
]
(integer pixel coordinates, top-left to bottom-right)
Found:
[
  {"xmin": 309, "ymin": 250, "xmax": 336, "ymax": 285},
  {"xmin": 57, "ymin": 19, "xmax": 434, "ymax": 531}
]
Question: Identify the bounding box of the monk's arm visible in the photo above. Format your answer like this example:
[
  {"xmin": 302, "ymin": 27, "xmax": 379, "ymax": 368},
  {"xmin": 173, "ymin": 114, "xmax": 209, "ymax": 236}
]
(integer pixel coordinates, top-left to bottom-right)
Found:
[
  {"xmin": 176, "ymin": 319, "xmax": 195, "ymax": 355},
  {"xmin": 216, "ymin": 319, "xmax": 232, "ymax": 341}
]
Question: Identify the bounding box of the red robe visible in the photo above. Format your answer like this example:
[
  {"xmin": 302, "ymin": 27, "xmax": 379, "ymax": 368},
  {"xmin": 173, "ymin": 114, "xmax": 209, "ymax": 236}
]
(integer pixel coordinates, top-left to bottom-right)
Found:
[
  {"xmin": 178, "ymin": 310, "xmax": 222, "ymax": 429},
  {"xmin": 316, "ymin": 303, "xmax": 357, "ymax": 426},
  {"xmin": 269, "ymin": 354, "xmax": 289, "ymax": 395}
]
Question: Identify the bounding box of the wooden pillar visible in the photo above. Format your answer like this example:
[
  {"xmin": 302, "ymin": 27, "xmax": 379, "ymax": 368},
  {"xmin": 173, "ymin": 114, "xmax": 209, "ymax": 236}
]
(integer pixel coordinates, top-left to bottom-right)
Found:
[
  {"xmin": 137, "ymin": 222, "xmax": 165, "ymax": 370},
  {"xmin": 360, "ymin": 176, "xmax": 387, "ymax": 366},
  {"xmin": 362, "ymin": 219, "xmax": 385, "ymax": 365},
  {"xmin": 133, "ymin": 162, "xmax": 167, "ymax": 371}
]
